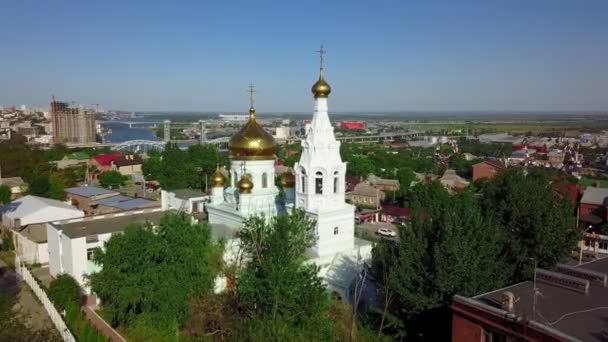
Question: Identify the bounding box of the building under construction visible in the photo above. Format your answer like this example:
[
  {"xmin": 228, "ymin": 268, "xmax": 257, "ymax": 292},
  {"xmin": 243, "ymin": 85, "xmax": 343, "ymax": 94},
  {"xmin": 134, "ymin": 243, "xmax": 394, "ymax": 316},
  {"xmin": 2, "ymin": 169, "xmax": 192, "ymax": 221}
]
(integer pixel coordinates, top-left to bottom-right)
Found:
[{"xmin": 51, "ymin": 97, "xmax": 96, "ymax": 144}]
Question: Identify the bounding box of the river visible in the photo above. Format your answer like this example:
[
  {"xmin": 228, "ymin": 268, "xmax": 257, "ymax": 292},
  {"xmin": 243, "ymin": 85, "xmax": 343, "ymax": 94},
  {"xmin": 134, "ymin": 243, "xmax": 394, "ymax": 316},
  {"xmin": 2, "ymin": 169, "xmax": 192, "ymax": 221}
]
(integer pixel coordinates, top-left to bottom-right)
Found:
[{"xmin": 102, "ymin": 122, "xmax": 160, "ymax": 143}]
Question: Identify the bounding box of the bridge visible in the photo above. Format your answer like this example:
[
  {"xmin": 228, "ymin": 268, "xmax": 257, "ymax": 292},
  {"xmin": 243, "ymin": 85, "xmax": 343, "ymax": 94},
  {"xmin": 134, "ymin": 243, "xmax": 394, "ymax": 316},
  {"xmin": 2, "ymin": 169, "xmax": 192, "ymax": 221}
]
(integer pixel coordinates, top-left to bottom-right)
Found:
[{"xmin": 65, "ymin": 131, "xmax": 419, "ymax": 152}]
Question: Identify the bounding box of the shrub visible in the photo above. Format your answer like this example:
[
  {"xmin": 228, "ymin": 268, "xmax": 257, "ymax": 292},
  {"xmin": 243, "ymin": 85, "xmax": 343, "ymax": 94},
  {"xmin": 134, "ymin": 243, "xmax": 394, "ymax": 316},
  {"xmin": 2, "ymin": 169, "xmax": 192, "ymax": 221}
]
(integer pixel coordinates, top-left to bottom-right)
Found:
[{"xmin": 48, "ymin": 274, "xmax": 81, "ymax": 311}]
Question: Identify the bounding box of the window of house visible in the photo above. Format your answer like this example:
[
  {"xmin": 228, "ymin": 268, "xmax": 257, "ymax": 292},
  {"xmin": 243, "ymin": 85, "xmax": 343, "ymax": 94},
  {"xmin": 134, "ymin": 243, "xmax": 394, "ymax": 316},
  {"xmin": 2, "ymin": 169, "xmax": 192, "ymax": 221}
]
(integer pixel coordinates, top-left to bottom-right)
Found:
[
  {"xmin": 300, "ymin": 168, "xmax": 306, "ymax": 193},
  {"xmin": 333, "ymin": 171, "xmax": 339, "ymax": 193},
  {"xmin": 262, "ymin": 173, "xmax": 268, "ymax": 188},
  {"xmin": 334, "ymin": 227, "xmax": 339, "ymax": 235},
  {"xmin": 315, "ymin": 171, "xmax": 323, "ymax": 194},
  {"xmin": 87, "ymin": 248, "xmax": 95, "ymax": 261},
  {"xmin": 600, "ymin": 242, "xmax": 608, "ymax": 250},
  {"xmin": 482, "ymin": 328, "xmax": 507, "ymax": 342}
]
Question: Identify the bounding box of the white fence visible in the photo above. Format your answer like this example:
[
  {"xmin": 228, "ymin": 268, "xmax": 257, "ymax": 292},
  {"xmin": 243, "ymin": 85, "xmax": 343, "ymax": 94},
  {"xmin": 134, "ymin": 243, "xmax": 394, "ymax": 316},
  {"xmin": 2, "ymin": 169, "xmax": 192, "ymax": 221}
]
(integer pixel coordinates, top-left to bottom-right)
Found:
[{"xmin": 14, "ymin": 255, "xmax": 76, "ymax": 342}]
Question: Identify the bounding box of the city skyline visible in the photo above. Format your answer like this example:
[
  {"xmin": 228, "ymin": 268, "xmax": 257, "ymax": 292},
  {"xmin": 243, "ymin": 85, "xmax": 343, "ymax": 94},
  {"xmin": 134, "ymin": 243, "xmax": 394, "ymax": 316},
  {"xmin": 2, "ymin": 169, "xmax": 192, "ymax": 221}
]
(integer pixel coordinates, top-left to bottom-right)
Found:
[{"xmin": 1, "ymin": 0, "xmax": 607, "ymax": 112}]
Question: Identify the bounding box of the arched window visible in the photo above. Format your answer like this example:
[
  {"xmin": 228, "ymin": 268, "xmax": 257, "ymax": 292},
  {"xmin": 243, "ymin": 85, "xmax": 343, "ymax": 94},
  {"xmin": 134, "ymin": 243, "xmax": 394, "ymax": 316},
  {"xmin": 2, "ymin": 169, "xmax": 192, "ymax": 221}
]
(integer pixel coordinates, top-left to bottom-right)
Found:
[
  {"xmin": 300, "ymin": 168, "xmax": 306, "ymax": 193},
  {"xmin": 315, "ymin": 171, "xmax": 323, "ymax": 194},
  {"xmin": 333, "ymin": 226, "xmax": 339, "ymax": 235},
  {"xmin": 262, "ymin": 173, "xmax": 268, "ymax": 188},
  {"xmin": 333, "ymin": 171, "xmax": 339, "ymax": 194}
]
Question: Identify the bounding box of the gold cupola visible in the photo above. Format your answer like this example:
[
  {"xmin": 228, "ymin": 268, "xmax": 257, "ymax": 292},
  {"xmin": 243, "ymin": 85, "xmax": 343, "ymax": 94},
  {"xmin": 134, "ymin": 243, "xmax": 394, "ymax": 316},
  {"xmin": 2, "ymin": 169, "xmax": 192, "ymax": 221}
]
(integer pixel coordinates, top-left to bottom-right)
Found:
[
  {"xmin": 311, "ymin": 45, "xmax": 331, "ymax": 98},
  {"xmin": 237, "ymin": 172, "xmax": 254, "ymax": 194},
  {"xmin": 228, "ymin": 84, "xmax": 277, "ymax": 160},
  {"xmin": 210, "ymin": 163, "xmax": 226, "ymax": 188}
]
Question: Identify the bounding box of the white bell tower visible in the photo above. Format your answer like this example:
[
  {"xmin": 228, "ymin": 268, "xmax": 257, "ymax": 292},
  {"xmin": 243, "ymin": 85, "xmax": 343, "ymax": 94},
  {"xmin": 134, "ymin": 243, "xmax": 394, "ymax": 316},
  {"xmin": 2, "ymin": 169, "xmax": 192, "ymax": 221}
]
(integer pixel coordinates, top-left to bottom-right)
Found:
[{"xmin": 294, "ymin": 46, "xmax": 355, "ymax": 258}]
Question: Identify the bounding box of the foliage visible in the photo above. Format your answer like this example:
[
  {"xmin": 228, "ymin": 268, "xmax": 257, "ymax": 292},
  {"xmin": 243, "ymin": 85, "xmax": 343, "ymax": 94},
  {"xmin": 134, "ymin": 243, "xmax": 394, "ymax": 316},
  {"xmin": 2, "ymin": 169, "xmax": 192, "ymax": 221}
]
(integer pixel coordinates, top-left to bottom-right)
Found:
[
  {"xmin": 89, "ymin": 212, "xmax": 222, "ymax": 328},
  {"xmin": 142, "ymin": 142, "xmax": 225, "ymax": 190},
  {"xmin": 98, "ymin": 171, "xmax": 127, "ymax": 188},
  {"xmin": 28, "ymin": 176, "xmax": 50, "ymax": 197},
  {"xmin": 0, "ymin": 291, "xmax": 61, "ymax": 342},
  {"xmin": 1, "ymin": 230, "xmax": 15, "ymax": 251},
  {"xmin": 63, "ymin": 302, "xmax": 107, "ymax": 342},
  {"xmin": 182, "ymin": 293, "xmax": 242, "ymax": 341},
  {"xmin": 396, "ymin": 167, "xmax": 416, "ymax": 194},
  {"xmin": 48, "ymin": 274, "xmax": 81, "ymax": 311},
  {"xmin": 478, "ymin": 169, "xmax": 578, "ymax": 280},
  {"xmin": 372, "ymin": 182, "xmax": 510, "ymax": 340},
  {"xmin": 0, "ymin": 184, "xmax": 11, "ymax": 204}
]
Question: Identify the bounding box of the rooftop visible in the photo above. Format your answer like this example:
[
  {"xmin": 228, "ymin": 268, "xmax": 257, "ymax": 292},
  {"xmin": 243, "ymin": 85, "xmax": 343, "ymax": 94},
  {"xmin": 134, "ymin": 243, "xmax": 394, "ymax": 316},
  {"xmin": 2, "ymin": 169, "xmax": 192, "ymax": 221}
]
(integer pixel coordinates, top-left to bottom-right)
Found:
[
  {"xmin": 91, "ymin": 195, "xmax": 159, "ymax": 210},
  {"xmin": 172, "ymin": 189, "xmax": 208, "ymax": 200},
  {"xmin": 0, "ymin": 176, "xmax": 25, "ymax": 188},
  {"xmin": 65, "ymin": 186, "xmax": 118, "ymax": 198},
  {"xmin": 474, "ymin": 257, "xmax": 608, "ymax": 341},
  {"xmin": 15, "ymin": 223, "xmax": 47, "ymax": 243},
  {"xmin": 52, "ymin": 208, "xmax": 164, "ymax": 239},
  {"xmin": 92, "ymin": 152, "xmax": 122, "ymax": 166},
  {"xmin": 581, "ymin": 187, "xmax": 608, "ymax": 206},
  {"xmin": 2, "ymin": 195, "xmax": 81, "ymax": 218}
]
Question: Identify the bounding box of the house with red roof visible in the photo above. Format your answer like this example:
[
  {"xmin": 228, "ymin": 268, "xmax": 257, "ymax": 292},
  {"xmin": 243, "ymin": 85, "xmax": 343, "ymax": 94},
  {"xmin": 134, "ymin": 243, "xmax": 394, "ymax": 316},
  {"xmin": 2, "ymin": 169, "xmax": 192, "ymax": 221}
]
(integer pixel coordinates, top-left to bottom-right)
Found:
[
  {"xmin": 87, "ymin": 152, "xmax": 122, "ymax": 180},
  {"xmin": 380, "ymin": 204, "xmax": 411, "ymax": 224},
  {"xmin": 472, "ymin": 160, "xmax": 505, "ymax": 182}
]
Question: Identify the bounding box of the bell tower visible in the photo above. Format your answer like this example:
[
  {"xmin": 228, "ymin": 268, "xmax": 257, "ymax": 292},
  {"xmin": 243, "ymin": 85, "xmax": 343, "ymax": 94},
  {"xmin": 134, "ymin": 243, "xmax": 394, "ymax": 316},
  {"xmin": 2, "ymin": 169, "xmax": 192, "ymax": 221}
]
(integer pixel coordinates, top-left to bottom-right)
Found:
[{"xmin": 294, "ymin": 46, "xmax": 355, "ymax": 258}]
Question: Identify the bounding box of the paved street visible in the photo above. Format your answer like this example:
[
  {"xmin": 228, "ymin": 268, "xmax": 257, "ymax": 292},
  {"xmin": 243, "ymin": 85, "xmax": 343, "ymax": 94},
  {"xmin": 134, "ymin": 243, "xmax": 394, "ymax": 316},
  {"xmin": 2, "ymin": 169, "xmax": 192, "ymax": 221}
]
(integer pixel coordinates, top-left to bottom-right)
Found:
[{"xmin": 357, "ymin": 222, "xmax": 399, "ymax": 241}]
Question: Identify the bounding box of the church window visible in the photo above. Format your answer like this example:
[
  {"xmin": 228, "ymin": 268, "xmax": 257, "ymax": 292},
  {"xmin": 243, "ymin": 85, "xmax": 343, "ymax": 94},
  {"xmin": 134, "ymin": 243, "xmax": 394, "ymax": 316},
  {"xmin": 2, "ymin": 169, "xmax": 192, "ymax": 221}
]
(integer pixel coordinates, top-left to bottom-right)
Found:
[
  {"xmin": 262, "ymin": 173, "xmax": 268, "ymax": 188},
  {"xmin": 334, "ymin": 226, "xmax": 339, "ymax": 235},
  {"xmin": 300, "ymin": 168, "xmax": 306, "ymax": 192},
  {"xmin": 315, "ymin": 171, "xmax": 323, "ymax": 194},
  {"xmin": 333, "ymin": 171, "xmax": 339, "ymax": 193}
]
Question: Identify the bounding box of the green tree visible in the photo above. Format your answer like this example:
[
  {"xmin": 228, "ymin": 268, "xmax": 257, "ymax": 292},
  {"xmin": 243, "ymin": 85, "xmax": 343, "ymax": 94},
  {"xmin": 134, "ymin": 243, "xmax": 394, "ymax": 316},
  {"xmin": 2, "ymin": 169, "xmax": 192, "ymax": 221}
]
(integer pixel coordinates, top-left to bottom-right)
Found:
[
  {"xmin": 98, "ymin": 171, "xmax": 127, "ymax": 188},
  {"xmin": 0, "ymin": 184, "xmax": 11, "ymax": 204},
  {"xmin": 48, "ymin": 274, "xmax": 81, "ymax": 311},
  {"xmin": 237, "ymin": 212, "xmax": 328, "ymax": 327},
  {"xmin": 372, "ymin": 183, "xmax": 509, "ymax": 340},
  {"xmin": 28, "ymin": 176, "xmax": 50, "ymax": 197},
  {"xmin": 47, "ymin": 174, "xmax": 66, "ymax": 200},
  {"xmin": 396, "ymin": 167, "xmax": 416, "ymax": 194},
  {"xmin": 479, "ymin": 169, "xmax": 578, "ymax": 280},
  {"xmin": 89, "ymin": 212, "xmax": 222, "ymax": 332}
]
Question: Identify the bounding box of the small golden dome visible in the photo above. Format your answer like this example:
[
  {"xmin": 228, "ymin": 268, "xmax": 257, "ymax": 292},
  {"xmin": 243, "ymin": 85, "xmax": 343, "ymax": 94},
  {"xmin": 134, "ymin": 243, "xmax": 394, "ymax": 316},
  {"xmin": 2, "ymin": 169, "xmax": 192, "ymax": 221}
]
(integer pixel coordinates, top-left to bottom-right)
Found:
[
  {"xmin": 311, "ymin": 69, "xmax": 331, "ymax": 98},
  {"xmin": 211, "ymin": 164, "xmax": 226, "ymax": 187},
  {"xmin": 237, "ymin": 173, "xmax": 254, "ymax": 194},
  {"xmin": 228, "ymin": 107, "xmax": 277, "ymax": 160},
  {"xmin": 280, "ymin": 172, "xmax": 295, "ymax": 188}
]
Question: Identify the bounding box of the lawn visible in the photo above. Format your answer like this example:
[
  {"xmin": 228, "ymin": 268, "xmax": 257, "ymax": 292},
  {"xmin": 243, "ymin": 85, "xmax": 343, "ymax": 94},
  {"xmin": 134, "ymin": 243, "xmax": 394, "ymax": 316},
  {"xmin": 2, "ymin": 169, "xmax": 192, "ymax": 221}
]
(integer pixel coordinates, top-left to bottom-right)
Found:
[{"xmin": 579, "ymin": 177, "xmax": 608, "ymax": 188}]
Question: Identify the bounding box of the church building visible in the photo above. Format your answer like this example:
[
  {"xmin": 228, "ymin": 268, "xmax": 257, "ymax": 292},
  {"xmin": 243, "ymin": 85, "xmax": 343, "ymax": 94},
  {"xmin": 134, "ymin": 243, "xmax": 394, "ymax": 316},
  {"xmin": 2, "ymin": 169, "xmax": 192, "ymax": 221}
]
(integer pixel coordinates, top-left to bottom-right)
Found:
[{"xmin": 206, "ymin": 50, "xmax": 372, "ymax": 299}]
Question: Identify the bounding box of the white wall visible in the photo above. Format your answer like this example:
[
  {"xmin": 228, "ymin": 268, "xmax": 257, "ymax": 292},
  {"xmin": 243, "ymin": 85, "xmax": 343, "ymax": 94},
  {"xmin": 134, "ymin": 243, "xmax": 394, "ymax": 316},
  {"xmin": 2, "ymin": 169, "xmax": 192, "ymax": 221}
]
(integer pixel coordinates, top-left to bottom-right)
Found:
[
  {"xmin": 14, "ymin": 232, "xmax": 48, "ymax": 265},
  {"xmin": 47, "ymin": 223, "xmax": 61, "ymax": 277}
]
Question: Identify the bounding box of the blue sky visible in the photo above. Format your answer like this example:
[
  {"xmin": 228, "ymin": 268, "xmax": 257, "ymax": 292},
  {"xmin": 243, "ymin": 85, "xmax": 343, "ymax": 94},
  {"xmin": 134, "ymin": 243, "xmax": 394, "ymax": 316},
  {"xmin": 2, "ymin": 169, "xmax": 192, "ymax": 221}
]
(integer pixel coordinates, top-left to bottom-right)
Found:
[{"xmin": 1, "ymin": 0, "xmax": 607, "ymax": 112}]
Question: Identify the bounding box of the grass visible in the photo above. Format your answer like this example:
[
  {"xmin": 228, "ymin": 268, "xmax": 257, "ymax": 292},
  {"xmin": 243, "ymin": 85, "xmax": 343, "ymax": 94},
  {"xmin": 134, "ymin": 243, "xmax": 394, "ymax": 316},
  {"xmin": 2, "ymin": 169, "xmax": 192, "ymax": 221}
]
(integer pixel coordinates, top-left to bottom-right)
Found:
[
  {"xmin": 0, "ymin": 250, "xmax": 15, "ymax": 268},
  {"xmin": 579, "ymin": 177, "xmax": 608, "ymax": 188}
]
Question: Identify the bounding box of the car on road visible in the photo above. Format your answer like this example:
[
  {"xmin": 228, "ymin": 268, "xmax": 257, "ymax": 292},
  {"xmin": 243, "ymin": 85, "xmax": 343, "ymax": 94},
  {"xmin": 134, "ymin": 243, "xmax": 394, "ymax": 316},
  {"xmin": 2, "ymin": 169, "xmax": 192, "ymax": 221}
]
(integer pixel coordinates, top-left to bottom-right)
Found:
[{"xmin": 376, "ymin": 228, "xmax": 396, "ymax": 237}]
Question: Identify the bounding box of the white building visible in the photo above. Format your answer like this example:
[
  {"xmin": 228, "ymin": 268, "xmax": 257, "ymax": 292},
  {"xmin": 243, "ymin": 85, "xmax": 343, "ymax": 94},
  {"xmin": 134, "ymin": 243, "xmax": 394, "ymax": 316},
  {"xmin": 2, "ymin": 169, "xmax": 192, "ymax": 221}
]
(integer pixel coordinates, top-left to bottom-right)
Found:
[
  {"xmin": 1, "ymin": 195, "xmax": 84, "ymax": 265},
  {"xmin": 219, "ymin": 114, "xmax": 249, "ymax": 122},
  {"xmin": 274, "ymin": 126, "xmax": 290, "ymax": 139},
  {"xmin": 46, "ymin": 208, "xmax": 164, "ymax": 291},
  {"xmin": 206, "ymin": 60, "xmax": 372, "ymax": 300}
]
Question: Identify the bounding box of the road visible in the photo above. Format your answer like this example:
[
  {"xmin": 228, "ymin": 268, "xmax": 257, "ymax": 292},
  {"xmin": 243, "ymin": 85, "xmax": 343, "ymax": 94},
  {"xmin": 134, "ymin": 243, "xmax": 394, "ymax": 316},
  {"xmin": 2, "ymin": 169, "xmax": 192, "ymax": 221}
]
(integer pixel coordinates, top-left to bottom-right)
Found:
[{"xmin": 357, "ymin": 222, "xmax": 400, "ymax": 242}]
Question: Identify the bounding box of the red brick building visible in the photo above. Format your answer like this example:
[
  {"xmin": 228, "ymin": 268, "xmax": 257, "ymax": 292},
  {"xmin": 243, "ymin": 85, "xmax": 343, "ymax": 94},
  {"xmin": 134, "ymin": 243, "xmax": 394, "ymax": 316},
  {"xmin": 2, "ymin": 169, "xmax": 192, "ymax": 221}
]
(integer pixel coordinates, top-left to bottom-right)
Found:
[
  {"xmin": 472, "ymin": 160, "xmax": 505, "ymax": 182},
  {"xmin": 340, "ymin": 121, "xmax": 365, "ymax": 129},
  {"xmin": 579, "ymin": 186, "xmax": 608, "ymax": 226}
]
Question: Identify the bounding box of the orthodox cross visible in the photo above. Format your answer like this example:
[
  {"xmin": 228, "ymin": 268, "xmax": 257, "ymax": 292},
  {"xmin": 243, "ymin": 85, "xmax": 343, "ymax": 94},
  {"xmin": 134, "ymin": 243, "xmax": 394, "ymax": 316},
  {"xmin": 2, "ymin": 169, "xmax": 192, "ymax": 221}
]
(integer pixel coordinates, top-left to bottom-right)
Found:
[
  {"xmin": 248, "ymin": 83, "xmax": 256, "ymax": 108},
  {"xmin": 316, "ymin": 44, "xmax": 326, "ymax": 69}
]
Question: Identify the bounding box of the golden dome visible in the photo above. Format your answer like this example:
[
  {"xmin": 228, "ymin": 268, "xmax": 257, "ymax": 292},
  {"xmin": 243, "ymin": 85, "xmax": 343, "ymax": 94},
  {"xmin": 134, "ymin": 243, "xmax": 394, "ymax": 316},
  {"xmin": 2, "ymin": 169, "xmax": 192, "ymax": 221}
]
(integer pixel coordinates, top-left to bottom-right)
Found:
[
  {"xmin": 210, "ymin": 164, "xmax": 226, "ymax": 187},
  {"xmin": 311, "ymin": 69, "xmax": 331, "ymax": 98},
  {"xmin": 228, "ymin": 107, "xmax": 277, "ymax": 160},
  {"xmin": 237, "ymin": 173, "xmax": 253, "ymax": 194},
  {"xmin": 280, "ymin": 172, "xmax": 295, "ymax": 188}
]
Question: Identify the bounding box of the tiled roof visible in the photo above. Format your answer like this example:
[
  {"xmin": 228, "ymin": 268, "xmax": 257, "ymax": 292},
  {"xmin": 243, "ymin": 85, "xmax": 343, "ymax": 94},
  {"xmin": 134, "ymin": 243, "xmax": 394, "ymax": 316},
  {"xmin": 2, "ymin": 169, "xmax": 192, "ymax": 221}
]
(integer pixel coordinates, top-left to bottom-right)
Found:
[
  {"xmin": 581, "ymin": 187, "xmax": 608, "ymax": 206},
  {"xmin": 91, "ymin": 195, "xmax": 158, "ymax": 210},
  {"xmin": 113, "ymin": 154, "xmax": 143, "ymax": 167},
  {"xmin": 474, "ymin": 160, "xmax": 505, "ymax": 170},
  {"xmin": 381, "ymin": 205, "xmax": 411, "ymax": 217},
  {"xmin": 65, "ymin": 186, "xmax": 118, "ymax": 198},
  {"xmin": 92, "ymin": 152, "xmax": 122, "ymax": 166}
]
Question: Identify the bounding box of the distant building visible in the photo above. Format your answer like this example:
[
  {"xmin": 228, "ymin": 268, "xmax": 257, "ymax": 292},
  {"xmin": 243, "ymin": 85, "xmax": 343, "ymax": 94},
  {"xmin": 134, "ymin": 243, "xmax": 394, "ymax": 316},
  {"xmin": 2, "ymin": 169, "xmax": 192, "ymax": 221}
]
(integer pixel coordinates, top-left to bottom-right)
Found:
[
  {"xmin": 274, "ymin": 126, "xmax": 290, "ymax": 139},
  {"xmin": 472, "ymin": 160, "xmax": 505, "ymax": 182},
  {"xmin": 0, "ymin": 176, "xmax": 27, "ymax": 199},
  {"xmin": 219, "ymin": 114, "xmax": 248, "ymax": 122},
  {"xmin": 346, "ymin": 182, "xmax": 384, "ymax": 209},
  {"xmin": 88, "ymin": 152, "xmax": 122, "ymax": 176},
  {"xmin": 440, "ymin": 169, "xmax": 470, "ymax": 192},
  {"xmin": 367, "ymin": 174, "xmax": 399, "ymax": 192},
  {"xmin": 579, "ymin": 187, "xmax": 608, "ymax": 226},
  {"xmin": 65, "ymin": 186, "xmax": 120, "ymax": 215},
  {"xmin": 340, "ymin": 121, "xmax": 365, "ymax": 129},
  {"xmin": 548, "ymin": 151, "xmax": 565, "ymax": 168},
  {"xmin": 112, "ymin": 154, "xmax": 143, "ymax": 175},
  {"xmin": 452, "ymin": 257, "xmax": 608, "ymax": 341},
  {"xmin": 51, "ymin": 99, "xmax": 96, "ymax": 144}
]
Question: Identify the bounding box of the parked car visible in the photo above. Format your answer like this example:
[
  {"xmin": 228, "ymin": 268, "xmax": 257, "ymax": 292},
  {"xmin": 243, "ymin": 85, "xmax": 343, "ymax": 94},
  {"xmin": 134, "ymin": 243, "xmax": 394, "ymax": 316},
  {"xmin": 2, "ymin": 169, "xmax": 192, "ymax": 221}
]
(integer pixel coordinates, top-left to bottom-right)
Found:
[{"xmin": 376, "ymin": 228, "xmax": 396, "ymax": 237}]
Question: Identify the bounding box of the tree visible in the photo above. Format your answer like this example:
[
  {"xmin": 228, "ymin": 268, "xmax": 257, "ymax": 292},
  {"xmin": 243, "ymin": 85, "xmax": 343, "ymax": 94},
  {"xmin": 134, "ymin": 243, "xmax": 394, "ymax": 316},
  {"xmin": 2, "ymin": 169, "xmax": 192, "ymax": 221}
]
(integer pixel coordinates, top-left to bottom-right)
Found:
[
  {"xmin": 28, "ymin": 176, "xmax": 50, "ymax": 197},
  {"xmin": 237, "ymin": 212, "xmax": 329, "ymax": 328},
  {"xmin": 372, "ymin": 182, "xmax": 510, "ymax": 340},
  {"xmin": 0, "ymin": 184, "xmax": 11, "ymax": 204},
  {"xmin": 479, "ymin": 169, "xmax": 578, "ymax": 280},
  {"xmin": 396, "ymin": 167, "xmax": 416, "ymax": 194},
  {"xmin": 48, "ymin": 274, "xmax": 81, "ymax": 311},
  {"xmin": 98, "ymin": 171, "xmax": 127, "ymax": 188},
  {"xmin": 88, "ymin": 212, "xmax": 222, "ymax": 331},
  {"xmin": 47, "ymin": 174, "xmax": 66, "ymax": 200}
]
